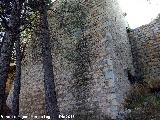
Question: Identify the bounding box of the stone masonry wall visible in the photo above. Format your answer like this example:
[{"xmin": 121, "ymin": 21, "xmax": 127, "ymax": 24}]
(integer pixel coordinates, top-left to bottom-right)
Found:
[
  {"xmin": 7, "ymin": 0, "xmax": 133, "ymax": 119},
  {"xmin": 128, "ymin": 16, "xmax": 160, "ymax": 81},
  {"xmin": 7, "ymin": 32, "xmax": 47, "ymax": 118},
  {"xmin": 48, "ymin": 0, "xmax": 133, "ymax": 119}
]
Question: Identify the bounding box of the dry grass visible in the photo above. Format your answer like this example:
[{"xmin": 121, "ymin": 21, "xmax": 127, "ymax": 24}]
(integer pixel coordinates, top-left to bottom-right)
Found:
[{"xmin": 124, "ymin": 82, "xmax": 160, "ymax": 120}]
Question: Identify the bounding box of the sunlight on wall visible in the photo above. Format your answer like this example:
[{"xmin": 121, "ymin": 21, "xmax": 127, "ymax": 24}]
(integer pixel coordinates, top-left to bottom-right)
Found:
[
  {"xmin": 51, "ymin": 0, "xmax": 160, "ymax": 29},
  {"xmin": 118, "ymin": 0, "xmax": 160, "ymax": 28}
]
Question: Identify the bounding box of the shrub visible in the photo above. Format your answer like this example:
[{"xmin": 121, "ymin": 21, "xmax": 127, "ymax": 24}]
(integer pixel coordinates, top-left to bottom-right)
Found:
[{"xmin": 124, "ymin": 82, "xmax": 160, "ymax": 120}]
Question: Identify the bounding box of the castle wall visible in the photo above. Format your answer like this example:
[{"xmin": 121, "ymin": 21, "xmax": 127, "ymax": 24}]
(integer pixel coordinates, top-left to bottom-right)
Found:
[
  {"xmin": 7, "ymin": 0, "xmax": 133, "ymax": 119},
  {"xmin": 128, "ymin": 17, "xmax": 160, "ymax": 81},
  {"xmin": 48, "ymin": 0, "xmax": 133, "ymax": 119},
  {"xmin": 7, "ymin": 32, "xmax": 47, "ymax": 118}
]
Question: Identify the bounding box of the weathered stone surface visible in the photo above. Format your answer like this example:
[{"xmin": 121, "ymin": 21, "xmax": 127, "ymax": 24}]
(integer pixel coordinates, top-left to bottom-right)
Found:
[
  {"xmin": 128, "ymin": 16, "xmax": 160, "ymax": 82},
  {"xmin": 7, "ymin": 0, "xmax": 133, "ymax": 119}
]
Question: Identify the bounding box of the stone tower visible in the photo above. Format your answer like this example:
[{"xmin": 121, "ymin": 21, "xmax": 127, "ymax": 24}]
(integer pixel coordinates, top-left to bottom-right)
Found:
[{"xmin": 7, "ymin": 0, "xmax": 134, "ymax": 119}]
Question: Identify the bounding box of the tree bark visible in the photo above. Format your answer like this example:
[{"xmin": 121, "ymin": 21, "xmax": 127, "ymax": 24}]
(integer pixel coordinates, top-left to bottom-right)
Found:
[
  {"xmin": 38, "ymin": 1, "xmax": 60, "ymax": 120},
  {"xmin": 0, "ymin": 31, "xmax": 15, "ymax": 115},
  {"xmin": 12, "ymin": 34, "xmax": 21, "ymax": 120},
  {"xmin": 0, "ymin": 33, "xmax": 5, "ymax": 54},
  {"xmin": 0, "ymin": 0, "xmax": 21, "ymax": 116},
  {"xmin": 0, "ymin": 33, "xmax": 6, "ymax": 66}
]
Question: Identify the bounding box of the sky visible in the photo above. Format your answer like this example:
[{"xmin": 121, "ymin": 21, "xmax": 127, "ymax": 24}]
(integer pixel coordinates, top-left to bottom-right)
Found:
[
  {"xmin": 118, "ymin": 0, "xmax": 160, "ymax": 28},
  {"xmin": 51, "ymin": 0, "xmax": 160, "ymax": 29}
]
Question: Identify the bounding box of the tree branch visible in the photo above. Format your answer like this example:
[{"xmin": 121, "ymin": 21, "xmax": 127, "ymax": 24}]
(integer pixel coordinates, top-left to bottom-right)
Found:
[{"xmin": 0, "ymin": 15, "xmax": 10, "ymax": 30}]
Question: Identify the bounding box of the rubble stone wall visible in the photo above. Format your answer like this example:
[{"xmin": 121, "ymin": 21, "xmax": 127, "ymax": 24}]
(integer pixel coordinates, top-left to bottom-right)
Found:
[
  {"xmin": 128, "ymin": 17, "xmax": 160, "ymax": 81},
  {"xmin": 49, "ymin": 0, "xmax": 133, "ymax": 119},
  {"xmin": 7, "ymin": 0, "xmax": 133, "ymax": 119}
]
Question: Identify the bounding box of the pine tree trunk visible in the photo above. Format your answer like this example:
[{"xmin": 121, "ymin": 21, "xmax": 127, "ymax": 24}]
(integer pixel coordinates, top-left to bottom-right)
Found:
[
  {"xmin": 38, "ymin": 1, "xmax": 60, "ymax": 120},
  {"xmin": 12, "ymin": 34, "xmax": 21, "ymax": 120},
  {"xmin": 0, "ymin": 33, "xmax": 5, "ymax": 54},
  {"xmin": 0, "ymin": 31, "xmax": 15, "ymax": 115},
  {"xmin": 0, "ymin": 33, "xmax": 6, "ymax": 65},
  {"xmin": 0, "ymin": 0, "xmax": 21, "ymax": 115}
]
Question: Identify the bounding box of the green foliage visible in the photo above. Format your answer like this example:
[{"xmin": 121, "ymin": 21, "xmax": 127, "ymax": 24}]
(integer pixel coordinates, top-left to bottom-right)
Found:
[
  {"xmin": 155, "ymin": 13, "xmax": 160, "ymax": 22},
  {"xmin": 126, "ymin": 94, "xmax": 160, "ymax": 120},
  {"xmin": 46, "ymin": 0, "xmax": 54, "ymax": 9},
  {"xmin": 27, "ymin": 0, "xmax": 53, "ymax": 11}
]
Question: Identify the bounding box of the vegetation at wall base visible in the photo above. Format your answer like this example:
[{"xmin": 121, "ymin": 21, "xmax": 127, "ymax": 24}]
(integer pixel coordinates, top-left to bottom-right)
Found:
[{"xmin": 125, "ymin": 83, "xmax": 160, "ymax": 120}]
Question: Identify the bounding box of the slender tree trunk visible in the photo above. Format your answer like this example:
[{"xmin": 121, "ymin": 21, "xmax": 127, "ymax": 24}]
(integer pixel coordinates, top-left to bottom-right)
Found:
[
  {"xmin": 0, "ymin": 31, "xmax": 15, "ymax": 115},
  {"xmin": 0, "ymin": 0, "xmax": 21, "ymax": 115},
  {"xmin": 38, "ymin": 1, "xmax": 60, "ymax": 120},
  {"xmin": 0, "ymin": 33, "xmax": 5, "ymax": 53},
  {"xmin": 0, "ymin": 33, "xmax": 6, "ymax": 66},
  {"xmin": 12, "ymin": 34, "xmax": 21, "ymax": 120}
]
